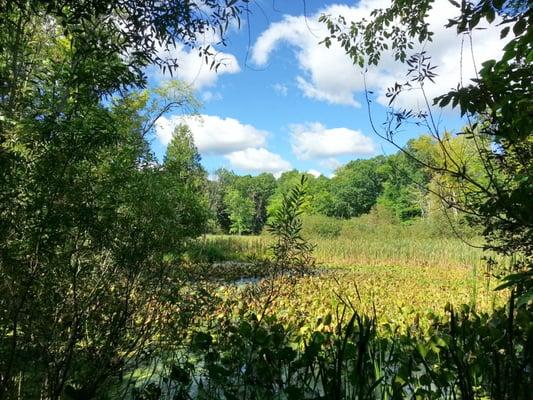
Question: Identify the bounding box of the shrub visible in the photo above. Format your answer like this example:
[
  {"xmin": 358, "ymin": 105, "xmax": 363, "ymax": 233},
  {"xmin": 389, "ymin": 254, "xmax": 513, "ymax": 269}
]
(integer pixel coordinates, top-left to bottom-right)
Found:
[{"xmin": 302, "ymin": 215, "xmax": 342, "ymax": 239}]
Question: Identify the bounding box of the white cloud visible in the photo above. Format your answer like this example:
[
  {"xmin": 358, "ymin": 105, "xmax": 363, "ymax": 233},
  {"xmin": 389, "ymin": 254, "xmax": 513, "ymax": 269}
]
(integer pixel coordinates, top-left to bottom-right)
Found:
[
  {"xmin": 155, "ymin": 115, "xmax": 291, "ymax": 175},
  {"xmin": 251, "ymin": 7, "xmax": 367, "ymax": 107},
  {"xmin": 290, "ymin": 122, "xmax": 375, "ymax": 160},
  {"xmin": 201, "ymin": 91, "xmax": 223, "ymax": 102},
  {"xmin": 151, "ymin": 29, "xmax": 240, "ymax": 90},
  {"xmin": 273, "ymin": 83, "xmax": 289, "ymax": 96},
  {"xmin": 296, "ymin": 76, "xmax": 359, "ymax": 107},
  {"xmin": 251, "ymin": 0, "xmax": 505, "ymax": 110},
  {"xmin": 307, "ymin": 169, "xmax": 321, "ymax": 177},
  {"xmin": 225, "ymin": 148, "xmax": 292, "ymax": 174},
  {"xmin": 155, "ymin": 114, "xmax": 267, "ymax": 154},
  {"xmin": 319, "ymin": 158, "xmax": 342, "ymax": 171}
]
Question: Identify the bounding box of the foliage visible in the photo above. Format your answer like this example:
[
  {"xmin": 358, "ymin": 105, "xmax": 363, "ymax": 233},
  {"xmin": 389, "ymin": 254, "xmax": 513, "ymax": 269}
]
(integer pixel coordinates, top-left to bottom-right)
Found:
[
  {"xmin": 378, "ymin": 137, "xmax": 434, "ymax": 221},
  {"xmin": 0, "ymin": 0, "xmax": 248, "ymax": 101},
  {"xmin": 267, "ymin": 175, "xmax": 315, "ymax": 275},
  {"xmin": 225, "ymin": 189, "xmax": 255, "ymax": 235},
  {"xmin": 1, "ymin": 1, "xmax": 531, "ymax": 398},
  {"xmin": 208, "ymin": 169, "xmax": 277, "ymax": 235},
  {"xmin": 237, "ymin": 173, "xmax": 277, "ymax": 234},
  {"xmin": 147, "ymin": 178, "xmax": 515, "ymax": 399},
  {"xmin": 0, "ymin": 0, "xmax": 235, "ymax": 393},
  {"xmin": 157, "ymin": 274, "xmax": 522, "ymax": 400},
  {"xmin": 207, "ymin": 134, "xmax": 488, "ymax": 235},
  {"xmin": 0, "ymin": 82, "xmax": 207, "ymax": 398},
  {"xmin": 327, "ymin": 157, "xmax": 387, "ymax": 218},
  {"xmin": 206, "ymin": 206, "xmax": 490, "ymax": 269},
  {"xmin": 161, "ymin": 123, "xmax": 210, "ymax": 240},
  {"xmin": 301, "ymin": 215, "xmax": 343, "ymax": 239},
  {"xmin": 266, "ymin": 170, "xmax": 313, "ymax": 221},
  {"xmin": 207, "ymin": 168, "xmax": 238, "ymax": 233}
]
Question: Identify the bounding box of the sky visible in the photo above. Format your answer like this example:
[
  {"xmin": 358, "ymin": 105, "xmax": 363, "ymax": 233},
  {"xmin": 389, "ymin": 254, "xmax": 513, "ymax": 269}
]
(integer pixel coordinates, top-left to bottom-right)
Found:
[{"xmin": 148, "ymin": 0, "xmax": 507, "ymax": 178}]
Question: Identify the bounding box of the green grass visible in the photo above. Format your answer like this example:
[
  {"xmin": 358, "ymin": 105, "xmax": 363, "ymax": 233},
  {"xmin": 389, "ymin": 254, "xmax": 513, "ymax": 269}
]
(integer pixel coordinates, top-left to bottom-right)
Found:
[{"xmin": 196, "ymin": 233, "xmax": 496, "ymax": 270}]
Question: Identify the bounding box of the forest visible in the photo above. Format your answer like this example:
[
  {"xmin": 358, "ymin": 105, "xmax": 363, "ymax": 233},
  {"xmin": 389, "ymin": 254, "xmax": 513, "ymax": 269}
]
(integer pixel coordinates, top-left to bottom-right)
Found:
[
  {"xmin": 0, "ymin": 1, "xmax": 531, "ymax": 399},
  {"xmin": 204, "ymin": 133, "xmax": 480, "ymax": 236}
]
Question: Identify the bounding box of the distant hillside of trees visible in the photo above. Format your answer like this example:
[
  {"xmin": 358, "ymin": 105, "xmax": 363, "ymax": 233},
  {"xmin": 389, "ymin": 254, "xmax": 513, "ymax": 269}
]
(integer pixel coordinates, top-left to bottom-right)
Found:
[{"xmin": 204, "ymin": 133, "xmax": 485, "ymax": 235}]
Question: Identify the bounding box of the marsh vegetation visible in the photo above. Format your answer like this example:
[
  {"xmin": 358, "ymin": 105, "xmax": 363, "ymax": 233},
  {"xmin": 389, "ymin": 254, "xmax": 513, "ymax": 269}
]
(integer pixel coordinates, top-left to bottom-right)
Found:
[{"xmin": 0, "ymin": 0, "xmax": 531, "ymax": 399}]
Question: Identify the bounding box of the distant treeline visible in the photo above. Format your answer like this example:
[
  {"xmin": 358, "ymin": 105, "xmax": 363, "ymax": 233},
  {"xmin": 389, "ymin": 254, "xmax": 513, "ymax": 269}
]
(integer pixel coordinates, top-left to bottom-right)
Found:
[{"xmin": 203, "ymin": 133, "xmax": 484, "ymax": 235}]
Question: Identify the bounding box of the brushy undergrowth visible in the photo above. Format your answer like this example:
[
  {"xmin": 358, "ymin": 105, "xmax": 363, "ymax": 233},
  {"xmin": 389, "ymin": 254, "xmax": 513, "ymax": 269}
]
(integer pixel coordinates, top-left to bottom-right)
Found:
[
  {"xmin": 161, "ymin": 302, "xmax": 531, "ymax": 400},
  {"xmin": 132, "ymin": 271, "xmax": 525, "ymax": 400}
]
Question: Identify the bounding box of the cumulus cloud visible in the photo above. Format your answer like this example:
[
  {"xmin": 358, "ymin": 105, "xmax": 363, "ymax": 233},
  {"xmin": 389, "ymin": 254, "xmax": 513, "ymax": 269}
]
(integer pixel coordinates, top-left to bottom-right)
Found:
[
  {"xmin": 150, "ymin": 28, "xmax": 240, "ymax": 90},
  {"xmin": 252, "ymin": 6, "xmax": 367, "ymax": 107},
  {"xmin": 307, "ymin": 169, "xmax": 322, "ymax": 177},
  {"xmin": 319, "ymin": 158, "xmax": 342, "ymax": 171},
  {"xmin": 251, "ymin": 0, "xmax": 505, "ymax": 110},
  {"xmin": 155, "ymin": 114, "xmax": 267, "ymax": 154},
  {"xmin": 225, "ymin": 148, "xmax": 292, "ymax": 174},
  {"xmin": 156, "ymin": 114, "xmax": 290, "ymax": 174},
  {"xmin": 290, "ymin": 122, "xmax": 375, "ymax": 160}
]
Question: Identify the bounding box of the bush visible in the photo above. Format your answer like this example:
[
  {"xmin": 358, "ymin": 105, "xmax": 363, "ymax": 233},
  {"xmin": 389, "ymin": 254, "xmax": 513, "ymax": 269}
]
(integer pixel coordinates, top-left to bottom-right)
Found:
[
  {"xmin": 302, "ymin": 215, "xmax": 342, "ymax": 239},
  {"xmin": 184, "ymin": 238, "xmax": 230, "ymax": 263}
]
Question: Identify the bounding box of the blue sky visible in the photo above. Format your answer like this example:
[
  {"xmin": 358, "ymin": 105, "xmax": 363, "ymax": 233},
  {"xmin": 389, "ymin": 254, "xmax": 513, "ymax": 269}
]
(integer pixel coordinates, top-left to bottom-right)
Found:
[{"xmin": 148, "ymin": 0, "xmax": 506, "ymax": 177}]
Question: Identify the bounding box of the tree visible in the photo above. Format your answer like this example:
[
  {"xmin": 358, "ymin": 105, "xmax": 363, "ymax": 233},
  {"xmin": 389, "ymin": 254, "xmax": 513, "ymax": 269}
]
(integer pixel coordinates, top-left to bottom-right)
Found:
[
  {"xmin": 0, "ymin": 0, "xmax": 242, "ymax": 391},
  {"xmin": 328, "ymin": 157, "xmax": 387, "ymax": 218},
  {"xmin": 165, "ymin": 124, "xmax": 204, "ymax": 180},
  {"xmin": 207, "ymin": 168, "xmax": 237, "ymax": 233},
  {"xmin": 0, "ymin": 1, "xmax": 247, "ymax": 101},
  {"xmin": 267, "ymin": 170, "xmax": 314, "ymax": 219},
  {"xmin": 235, "ymin": 173, "xmax": 278, "ymax": 234},
  {"xmin": 267, "ymin": 175, "xmax": 315, "ymax": 274},
  {"xmin": 378, "ymin": 136, "xmax": 435, "ymax": 221},
  {"xmin": 225, "ymin": 189, "xmax": 255, "ymax": 235},
  {"xmin": 209, "ymin": 171, "xmax": 278, "ymax": 235},
  {"xmin": 307, "ymin": 175, "xmax": 336, "ymax": 216},
  {"xmin": 162, "ymin": 123, "xmax": 210, "ymax": 239}
]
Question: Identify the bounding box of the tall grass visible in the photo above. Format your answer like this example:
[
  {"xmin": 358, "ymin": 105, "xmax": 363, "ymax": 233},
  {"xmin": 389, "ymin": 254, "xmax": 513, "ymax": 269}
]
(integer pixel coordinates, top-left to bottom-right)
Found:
[
  {"xmin": 200, "ymin": 220, "xmax": 499, "ymax": 271},
  {"xmin": 311, "ymin": 236, "xmax": 489, "ymax": 269}
]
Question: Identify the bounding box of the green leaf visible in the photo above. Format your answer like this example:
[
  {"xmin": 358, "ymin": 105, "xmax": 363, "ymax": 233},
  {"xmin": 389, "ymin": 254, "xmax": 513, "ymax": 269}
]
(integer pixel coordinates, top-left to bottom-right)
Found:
[
  {"xmin": 416, "ymin": 343, "xmax": 428, "ymax": 358},
  {"xmin": 192, "ymin": 331, "xmax": 212, "ymax": 351},
  {"xmin": 239, "ymin": 320, "xmax": 253, "ymax": 338},
  {"xmin": 513, "ymin": 18, "xmax": 526, "ymax": 36},
  {"xmin": 516, "ymin": 292, "xmax": 533, "ymax": 308}
]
